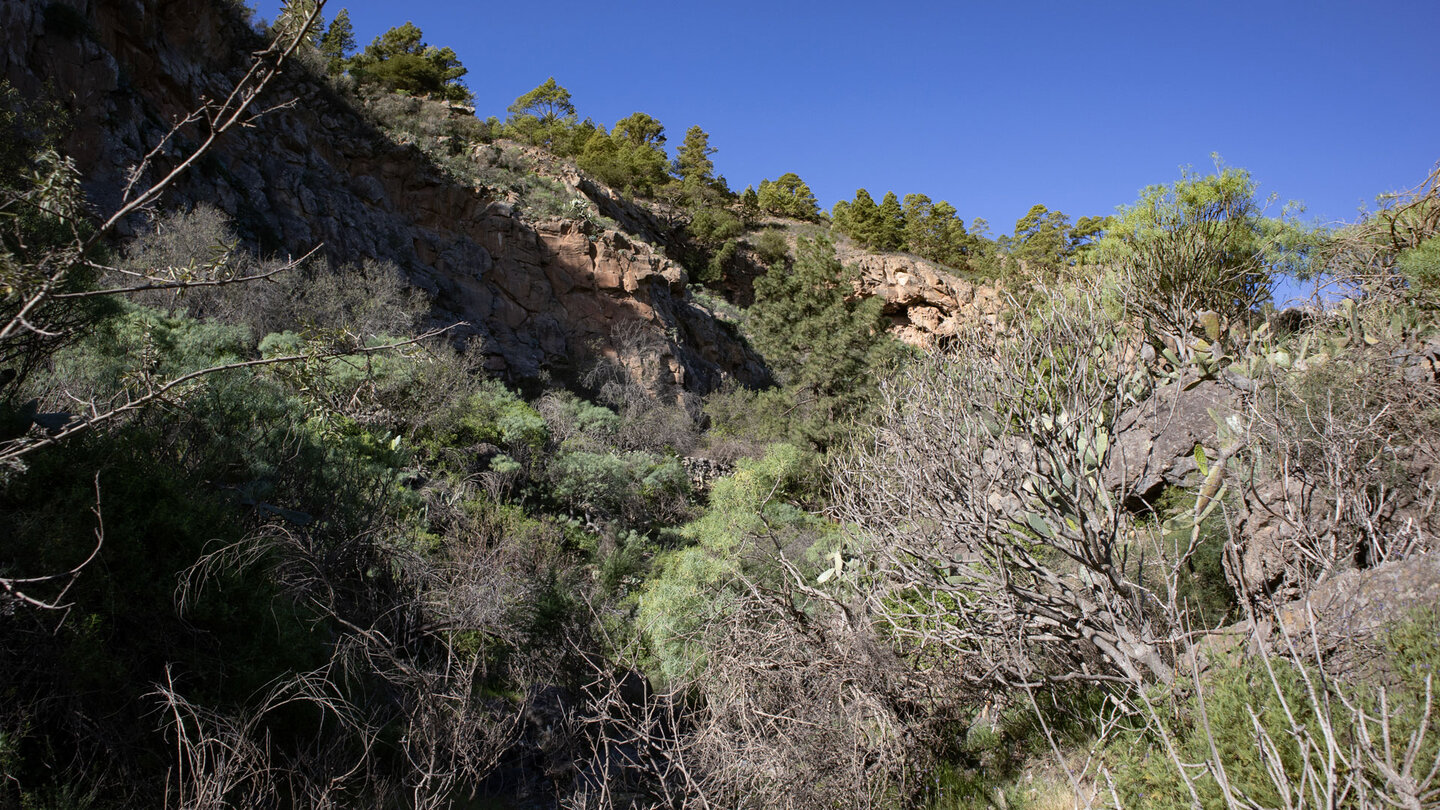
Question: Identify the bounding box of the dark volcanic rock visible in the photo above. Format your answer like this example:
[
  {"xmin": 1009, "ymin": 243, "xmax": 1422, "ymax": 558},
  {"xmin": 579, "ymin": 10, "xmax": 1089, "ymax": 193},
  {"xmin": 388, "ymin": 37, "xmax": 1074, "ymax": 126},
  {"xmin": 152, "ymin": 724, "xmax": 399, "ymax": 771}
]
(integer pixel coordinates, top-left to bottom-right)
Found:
[
  {"xmin": 1102, "ymin": 378, "xmax": 1235, "ymax": 507},
  {"xmin": 1, "ymin": 0, "xmax": 766, "ymax": 398}
]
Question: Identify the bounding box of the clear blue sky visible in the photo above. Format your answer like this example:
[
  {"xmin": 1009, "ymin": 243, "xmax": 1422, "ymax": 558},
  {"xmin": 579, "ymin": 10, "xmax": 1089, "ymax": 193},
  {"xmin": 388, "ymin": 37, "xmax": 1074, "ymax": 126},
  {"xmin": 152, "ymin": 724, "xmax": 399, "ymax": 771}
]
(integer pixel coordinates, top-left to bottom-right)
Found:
[{"xmin": 265, "ymin": 0, "xmax": 1438, "ymax": 235}]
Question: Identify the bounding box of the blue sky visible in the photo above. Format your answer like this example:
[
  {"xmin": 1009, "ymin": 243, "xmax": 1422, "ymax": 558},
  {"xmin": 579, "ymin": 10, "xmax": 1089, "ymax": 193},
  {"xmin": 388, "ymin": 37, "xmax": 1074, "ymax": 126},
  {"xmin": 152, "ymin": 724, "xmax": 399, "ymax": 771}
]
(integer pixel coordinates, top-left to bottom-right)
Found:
[{"xmin": 265, "ymin": 0, "xmax": 1438, "ymax": 236}]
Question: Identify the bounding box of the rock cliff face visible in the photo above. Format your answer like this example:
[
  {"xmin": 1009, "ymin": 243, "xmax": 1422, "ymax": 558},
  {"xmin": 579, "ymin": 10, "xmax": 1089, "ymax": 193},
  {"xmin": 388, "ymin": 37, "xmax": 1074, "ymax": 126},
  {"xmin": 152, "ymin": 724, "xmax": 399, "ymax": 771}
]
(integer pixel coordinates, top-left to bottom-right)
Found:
[
  {"xmin": 1, "ymin": 0, "xmax": 766, "ymax": 396},
  {"xmin": 834, "ymin": 244, "xmax": 1005, "ymax": 346}
]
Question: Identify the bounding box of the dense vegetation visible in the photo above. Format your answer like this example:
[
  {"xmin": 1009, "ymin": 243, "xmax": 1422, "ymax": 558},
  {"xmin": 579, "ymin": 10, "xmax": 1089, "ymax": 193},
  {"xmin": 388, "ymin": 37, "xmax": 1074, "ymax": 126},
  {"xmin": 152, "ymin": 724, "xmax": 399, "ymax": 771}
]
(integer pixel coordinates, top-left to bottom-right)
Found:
[{"xmin": 2, "ymin": 3, "xmax": 1438, "ymax": 809}]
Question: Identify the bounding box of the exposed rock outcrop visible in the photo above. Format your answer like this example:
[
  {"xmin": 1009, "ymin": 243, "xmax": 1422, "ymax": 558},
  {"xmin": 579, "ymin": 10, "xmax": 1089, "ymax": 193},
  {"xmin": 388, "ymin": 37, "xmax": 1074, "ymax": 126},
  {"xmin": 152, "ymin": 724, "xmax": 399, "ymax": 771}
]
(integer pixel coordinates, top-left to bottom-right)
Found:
[
  {"xmin": 834, "ymin": 243, "xmax": 1005, "ymax": 347},
  {"xmin": 1101, "ymin": 378, "xmax": 1236, "ymax": 508},
  {"xmin": 1, "ymin": 0, "xmax": 766, "ymax": 397},
  {"xmin": 681, "ymin": 456, "xmax": 733, "ymax": 494},
  {"xmin": 1273, "ymin": 551, "xmax": 1440, "ymax": 683}
]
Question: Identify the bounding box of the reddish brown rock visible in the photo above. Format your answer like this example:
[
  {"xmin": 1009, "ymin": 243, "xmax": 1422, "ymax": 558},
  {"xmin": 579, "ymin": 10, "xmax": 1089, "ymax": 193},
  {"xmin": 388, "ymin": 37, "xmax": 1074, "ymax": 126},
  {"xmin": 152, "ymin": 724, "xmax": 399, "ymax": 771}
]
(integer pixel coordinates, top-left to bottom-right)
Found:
[{"xmin": 2, "ymin": 0, "xmax": 766, "ymax": 400}]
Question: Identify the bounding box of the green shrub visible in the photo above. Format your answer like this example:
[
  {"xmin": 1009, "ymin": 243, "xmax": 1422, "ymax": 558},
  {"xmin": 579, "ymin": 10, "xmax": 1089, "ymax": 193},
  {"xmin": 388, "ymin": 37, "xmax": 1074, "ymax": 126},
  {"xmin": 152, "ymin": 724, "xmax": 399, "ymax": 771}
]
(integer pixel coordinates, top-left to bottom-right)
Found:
[
  {"xmin": 637, "ymin": 443, "xmax": 828, "ymax": 682},
  {"xmin": 1109, "ymin": 657, "xmax": 1314, "ymax": 810},
  {"xmin": 1385, "ymin": 607, "xmax": 1440, "ymax": 697},
  {"xmin": 549, "ymin": 448, "xmax": 687, "ymax": 527},
  {"xmin": 701, "ymin": 383, "xmax": 797, "ymax": 454},
  {"xmin": 749, "ymin": 228, "xmax": 790, "ymax": 267},
  {"xmin": 453, "ymin": 381, "xmax": 549, "ymax": 451},
  {"xmin": 536, "ymin": 391, "xmax": 620, "ymax": 447},
  {"xmin": 687, "ymin": 206, "xmax": 743, "ymax": 247},
  {"xmin": 1398, "ymin": 235, "xmax": 1440, "ymax": 300},
  {"xmin": 1110, "ymin": 620, "xmax": 1440, "ymax": 810}
]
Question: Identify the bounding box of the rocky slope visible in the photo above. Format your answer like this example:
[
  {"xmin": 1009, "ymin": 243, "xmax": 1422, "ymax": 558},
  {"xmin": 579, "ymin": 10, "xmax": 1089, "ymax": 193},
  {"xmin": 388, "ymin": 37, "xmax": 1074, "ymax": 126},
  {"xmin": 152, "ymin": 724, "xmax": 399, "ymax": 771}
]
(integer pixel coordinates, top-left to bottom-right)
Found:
[
  {"xmin": 833, "ymin": 242, "xmax": 1004, "ymax": 346},
  {"xmin": 1, "ymin": 0, "xmax": 765, "ymax": 397}
]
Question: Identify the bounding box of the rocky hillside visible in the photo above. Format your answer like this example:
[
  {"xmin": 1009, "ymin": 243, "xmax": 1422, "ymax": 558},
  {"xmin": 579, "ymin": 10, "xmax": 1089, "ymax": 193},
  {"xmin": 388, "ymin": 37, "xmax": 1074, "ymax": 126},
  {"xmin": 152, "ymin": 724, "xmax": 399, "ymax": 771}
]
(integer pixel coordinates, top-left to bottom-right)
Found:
[{"xmin": 0, "ymin": 0, "xmax": 765, "ymax": 397}]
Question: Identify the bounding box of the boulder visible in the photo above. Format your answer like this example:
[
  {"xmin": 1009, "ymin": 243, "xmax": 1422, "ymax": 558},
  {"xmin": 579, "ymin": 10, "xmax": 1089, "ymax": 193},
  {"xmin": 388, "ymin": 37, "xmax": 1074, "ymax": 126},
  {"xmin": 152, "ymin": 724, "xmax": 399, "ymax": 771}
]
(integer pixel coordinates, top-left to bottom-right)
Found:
[
  {"xmin": 1274, "ymin": 551, "xmax": 1440, "ymax": 684},
  {"xmin": 1102, "ymin": 379, "xmax": 1235, "ymax": 507}
]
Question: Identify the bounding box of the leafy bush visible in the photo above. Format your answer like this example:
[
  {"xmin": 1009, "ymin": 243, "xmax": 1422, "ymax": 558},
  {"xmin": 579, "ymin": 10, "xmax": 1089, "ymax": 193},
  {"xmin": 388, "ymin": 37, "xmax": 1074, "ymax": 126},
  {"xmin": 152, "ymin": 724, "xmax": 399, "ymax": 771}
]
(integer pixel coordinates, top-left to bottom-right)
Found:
[
  {"xmin": 454, "ymin": 381, "xmax": 549, "ymax": 451},
  {"xmin": 746, "ymin": 236, "xmax": 903, "ymax": 449},
  {"xmin": 1095, "ymin": 163, "xmax": 1312, "ymax": 345},
  {"xmin": 549, "ymin": 448, "xmax": 688, "ymax": 527},
  {"xmin": 637, "ymin": 442, "xmax": 827, "ymax": 682},
  {"xmin": 749, "ymin": 228, "xmax": 790, "ymax": 267},
  {"xmin": 536, "ymin": 390, "xmax": 620, "ymax": 446}
]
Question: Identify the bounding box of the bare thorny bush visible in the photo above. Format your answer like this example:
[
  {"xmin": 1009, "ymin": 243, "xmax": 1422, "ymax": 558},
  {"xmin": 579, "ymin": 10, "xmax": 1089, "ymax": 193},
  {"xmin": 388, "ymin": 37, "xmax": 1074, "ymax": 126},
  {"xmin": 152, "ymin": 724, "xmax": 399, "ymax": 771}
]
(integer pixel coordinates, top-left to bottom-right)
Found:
[
  {"xmin": 171, "ymin": 501, "xmax": 570, "ymax": 807},
  {"xmin": 151, "ymin": 665, "xmax": 375, "ymax": 810},
  {"xmin": 582, "ymin": 318, "xmax": 703, "ymax": 456},
  {"xmin": 829, "ymin": 285, "xmax": 1439, "ymax": 808},
  {"xmin": 835, "ymin": 293, "xmax": 1193, "ymax": 690},
  {"xmin": 562, "ymin": 574, "xmax": 940, "ymax": 810},
  {"xmin": 0, "ymin": 3, "xmax": 506, "ymax": 804},
  {"xmin": 1233, "ymin": 340, "xmax": 1440, "ymax": 602},
  {"xmin": 0, "ymin": 0, "xmax": 322, "ymax": 606}
]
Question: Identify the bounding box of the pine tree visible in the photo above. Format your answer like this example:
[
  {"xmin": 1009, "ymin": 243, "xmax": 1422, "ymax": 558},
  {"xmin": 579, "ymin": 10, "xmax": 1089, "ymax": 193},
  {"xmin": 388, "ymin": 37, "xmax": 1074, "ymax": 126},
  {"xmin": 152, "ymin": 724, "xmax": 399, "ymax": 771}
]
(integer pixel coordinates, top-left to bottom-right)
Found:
[
  {"xmin": 830, "ymin": 199, "xmax": 853, "ymax": 234},
  {"xmin": 505, "ymin": 77, "xmax": 577, "ymax": 147},
  {"xmin": 348, "ymin": 22, "xmax": 472, "ymax": 102},
  {"xmin": 757, "ymin": 173, "xmax": 820, "ymax": 221},
  {"xmin": 901, "ymin": 193, "xmax": 936, "ymax": 258},
  {"xmin": 748, "ymin": 237, "xmax": 898, "ymax": 448},
  {"xmin": 1010, "ymin": 203, "xmax": 1073, "ymax": 278},
  {"xmin": 847, "ymin": 189, "xmax": 879, "ymax": 247},
  {"xmin": 507, "ymin": 77, "xmax": 575, "ymax": 125},
  {"xmin": 675, "ymin": 125, "xmax": 717, "ymax": 186},
  {"xmin": 318, "ymin": 8, "xmax": 355, "ymax": 76},
  {"xmin": 875, "ymin": 191, "xmax": 905, "ymax": 252},
  {"xmin": 739, "ymin": 186, "xmax": 760, "ymax": 226}
]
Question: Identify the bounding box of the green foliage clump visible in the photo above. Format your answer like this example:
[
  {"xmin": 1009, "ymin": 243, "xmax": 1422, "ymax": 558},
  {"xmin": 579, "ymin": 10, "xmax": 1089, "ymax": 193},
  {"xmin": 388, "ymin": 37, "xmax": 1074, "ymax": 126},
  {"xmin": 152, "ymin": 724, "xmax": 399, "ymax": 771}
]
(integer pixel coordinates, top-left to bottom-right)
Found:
[
  {"xmin": 757, "ymin": 172, "xmax": 821, "ymax": 221},
  {"xmin": 1384, "ymin": 607, "xmax": 1440, "ymax": 696},
  {"xmin": 1398, "ymin": 235, "xmax": 1440, "ymax": 300},
  {"xmin": 576, "ymin": 113, "xmax": 672, "ymax": 197},
  {"xmin": 698, "ymin": 237, "xmax": 737, "ymax": 284},
  {"xmin": 1111, "ymin": 657, "xmax": 1331, "ymax": 810},
  {"xmin": 1109, "ymin": 610, "xmax": 1440, "ymax": 810},
  {"xmin": 0, "ymin": 293, "xmax": 436, "ymax": 800},
  {"xmin": 1003, "ymin": 203, "xmax": 1076, "ymax": 279},
  {"xmin": 637, "ymin": 442, "xmax": 828, "ymax": 683},
  {"xmin": 447, "ymin": 381, "xmax": 550, "ymax": 451},
  {"xmin": 347, "ymin": 21, "xmax": 472, "ymax": 103},
  {"xmin": 675, "ymin": 125, "xmax": 717, "ymax": 186},
  {"xmin": 549, "ymin": 449, "xmax": 687, "ymax": 525},
  {"xmin": 832, "ymin": 187, "xmax": 998, "ymax": 277},
  {"xmin": 538, "ymin": 390, "xmax": 621, "ymax": 444},
  {"xmin": 504, "ymin": 77, "xmax": 579, "ymax": 149},
  {"xmin": 0, "ymin": 86, "xmax": 104, "ymax": 402},
  {"xmin": 1094, "ymin": 162, "xmax": 1312, "ymax": 323},
  {"xmin": 746, "ymin": 236, "xmax": 904, "ymax": 449},
  {"xmin": 749, "ymin": 228, "xmax": 790, "ymax": 267}
]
